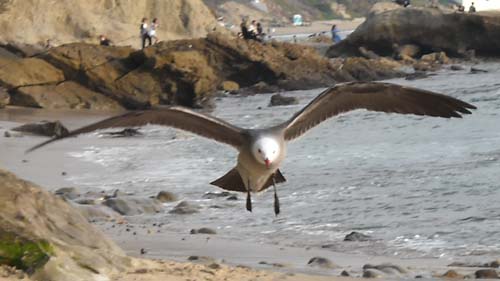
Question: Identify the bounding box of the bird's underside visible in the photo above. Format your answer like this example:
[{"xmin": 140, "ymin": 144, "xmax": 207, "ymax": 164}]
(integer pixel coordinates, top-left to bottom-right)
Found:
[{"xmin": 210, "ymin": 168, "xmax": 286, "ymax": 192}]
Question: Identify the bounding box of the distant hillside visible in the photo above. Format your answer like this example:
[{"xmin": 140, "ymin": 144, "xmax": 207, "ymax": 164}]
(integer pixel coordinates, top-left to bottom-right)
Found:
[
  {"xmin": 0, "ymin": 0, "xmax": 218, "ymax": 48},
  {"xmin": 205, "ymin": 0, "xmax": 456, "ymax": 24}
]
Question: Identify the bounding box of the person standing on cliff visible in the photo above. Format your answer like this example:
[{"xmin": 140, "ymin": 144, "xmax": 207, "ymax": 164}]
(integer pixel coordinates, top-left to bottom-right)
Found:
[
  {"xmin": 149, "ymin": 18, "xmax": 159, "ymax": 45},
  {"xmin": 468, "ymin": 2, "xmax": 476, "ymax": 13},
  {"xmin": 140, "ymin": 17, "xmax": 151, "ymax": 49}
]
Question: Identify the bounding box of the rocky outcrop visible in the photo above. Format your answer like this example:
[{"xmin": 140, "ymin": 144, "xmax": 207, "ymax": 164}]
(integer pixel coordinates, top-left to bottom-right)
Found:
[
  {"xmin": 0, "ymin": 32, "xmax": 409, "ymax": 110},
  {"xmin": 12, "ymin": 121, "xmax": 69, "ymax": 137},
  {"xmin": 0, "ymin": 0, "xmax": 218, "ymax": 47},
  {"xmin": 12, "ymin": 82, "xmax": 124, "ymax": 110},
  {"xmin": 0, "ymin": 169, "xmax": 129, "ymax": 281},
  {"xmin": 327, "ymin": 8, "xmax": 500, "ymax": 58}
]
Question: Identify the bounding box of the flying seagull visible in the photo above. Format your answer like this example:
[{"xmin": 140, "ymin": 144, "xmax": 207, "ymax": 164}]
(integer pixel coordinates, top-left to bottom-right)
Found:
[{"xmin": 27, "ymin": 82, "xmax": 476, "ymax": 215}]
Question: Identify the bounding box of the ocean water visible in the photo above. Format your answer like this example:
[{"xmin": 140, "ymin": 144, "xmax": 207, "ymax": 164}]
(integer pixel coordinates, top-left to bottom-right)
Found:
[{"xmin": 64, "ymin": 63, "xmax": 500, "ymax": 260}]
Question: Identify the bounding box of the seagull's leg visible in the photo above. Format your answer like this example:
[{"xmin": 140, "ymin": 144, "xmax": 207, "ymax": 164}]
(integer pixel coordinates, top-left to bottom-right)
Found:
[
  {"xmin": 272, "ymin": 174, "xmax": 280, "ymax": 216},
  {"xmin": 246, "ymin": 179, "xmax": 252, "ymax": 212}
]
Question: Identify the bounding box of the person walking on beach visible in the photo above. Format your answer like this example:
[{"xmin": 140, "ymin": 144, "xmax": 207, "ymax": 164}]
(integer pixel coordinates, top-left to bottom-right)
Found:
[
  {"xmin": 331, "ymin": 24, "xmax": 341, "ymax": 43},
  {"xmin": 140, "ymin": 17, "xmax": 151, "ymax": 49},
  {"xmin": 149, "ymin": 18, "xmax": 159, "ymax": 45},
  {"xmin": 468, "ymin": 2, "xmax": 476, "ymax": 13}
]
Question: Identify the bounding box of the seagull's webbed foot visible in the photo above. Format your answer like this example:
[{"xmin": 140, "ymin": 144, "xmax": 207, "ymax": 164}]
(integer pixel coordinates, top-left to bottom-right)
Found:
[
  {"xmin": 272, "ymin": 174, "xmax": 280, "ymax": 216},
  {"xmin": 246, "ymin": 180, "xmax": 252, "ymax": 212}
]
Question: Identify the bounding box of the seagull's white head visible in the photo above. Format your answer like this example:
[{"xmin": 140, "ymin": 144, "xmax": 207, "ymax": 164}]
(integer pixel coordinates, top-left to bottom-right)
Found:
[{"xmin": 252, "ymin": 137, "xmax": 280, "ymax": 168}]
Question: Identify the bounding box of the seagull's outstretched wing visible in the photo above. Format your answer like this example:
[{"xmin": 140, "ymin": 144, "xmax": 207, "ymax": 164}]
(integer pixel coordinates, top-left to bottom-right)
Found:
[
  {"xmin": 280, "ymin": 82, "xmax": 476, "ymax": 141},
  {"xmin": 27, "ymin": 106, "xmax": 246, "ymax": 152}
]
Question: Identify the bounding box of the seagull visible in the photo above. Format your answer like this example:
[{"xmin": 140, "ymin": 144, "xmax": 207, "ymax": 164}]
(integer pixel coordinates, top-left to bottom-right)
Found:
[{"xmin": 27, "ymin": 82, "xmax": 476, "ymax": 215}]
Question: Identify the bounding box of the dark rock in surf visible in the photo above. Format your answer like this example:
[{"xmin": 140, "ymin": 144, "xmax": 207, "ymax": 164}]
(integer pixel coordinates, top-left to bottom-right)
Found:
[
  {"xmin": 269, "ymin": 94, "xmax": 299, "ymax": 107},
  {"xmin": 307, "ymin": 257, "xmax": 338, "ymax": 269},
  {"xmin": 475, "ymin": 269, "xmax": 499, "ymax": 279},
  {"xmin": 155, "ymin": 191, "xmax": 177, "ymax": 203},
  {"xmin": 12, "ymin": 120, "xmax": 69, "ymax": 137},
  {"xmin": 442, "ymin": 270, "xmax": 463, "ymax": 279},
  {"xmin": 187, "ymin": 256, "xmax": 216, "ymax": 264},
  {"xmin": 101, "ymin": 128, "xmax": 142, "ymax": 138},
  {"xmin": 54, "ymin": 187, "xmax": 80, "ymax": 200},
  {"xmin": 470, "ymin": 67, "xmax": 488, "ymax": 74},
  {"xmin": 363, "ymin": 263, "xmax": 407, "ymax": 274},
  {"xmin": 450, "ymin": 65, "xmax": 464, "ymax": 71},
  {"xmin": 344, "ymin": 231, "xmax": 372, "ymax": 242},
  {"xmin": 103, "ymin": 197, "xmax": 162, "ymax": 216},
  {"xmin": 190, "ymin": 227, "xmax": 217, "ymax": 235},
  {"xmin": 202, "ymin": 191, "xmax": 233, "ymax": 199},
  {"xmin": 363, "ymin": 269, "xmax": 385, "ymax": 278},
  {"xmin": 169, "ymin": 201, "xmax": 201, "ymax": 215}
]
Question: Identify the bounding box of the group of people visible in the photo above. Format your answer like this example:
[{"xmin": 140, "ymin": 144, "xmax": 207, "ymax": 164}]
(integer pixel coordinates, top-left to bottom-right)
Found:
[
  {"xmin": 239, "ymin": 19, "xmax": 265, "ymax": 41},
  {"xmin": 140, "ymin": 17, "xmax": 159, "ymax": 49},
  {"xmin": 456, "ymin": 2, "xmax": 476, "ymax": 13}
]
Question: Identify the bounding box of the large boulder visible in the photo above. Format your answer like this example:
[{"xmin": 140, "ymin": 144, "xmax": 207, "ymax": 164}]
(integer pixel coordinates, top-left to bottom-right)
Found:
[
  {"xmin": 12, "ymin": 121, "xmax": 69, "ymax": 137},
  {"xmin": 0, "ymin": 169, "xmax": 129, "ymax": 281},
  {"xmin": 328, "ymin": 8, "xmax": 500, "ymax": 58}
]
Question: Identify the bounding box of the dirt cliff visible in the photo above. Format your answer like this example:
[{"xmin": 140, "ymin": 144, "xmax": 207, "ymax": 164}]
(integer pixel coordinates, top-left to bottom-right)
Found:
[
  {"xmin": 0, "ymin": 169, "xmax": 130, "ymax": 281},
  {"xmin": 0, "ymin": 0, "xmax": 218, "ymax": 48}
]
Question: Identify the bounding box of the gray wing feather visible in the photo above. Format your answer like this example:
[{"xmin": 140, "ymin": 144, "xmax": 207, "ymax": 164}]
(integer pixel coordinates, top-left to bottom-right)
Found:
[
  {"xmin": 280, "ymin": 82, "xmax": 476, "ymax": 141},
  {"xmin": 27, "ymin": 106, "xmax": 246, "ymax": 152}
]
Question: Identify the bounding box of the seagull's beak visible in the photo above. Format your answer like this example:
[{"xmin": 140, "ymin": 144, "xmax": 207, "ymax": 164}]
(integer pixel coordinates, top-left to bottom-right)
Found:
[{"xmin": 265, "ymin": 158, "xmax": 271, "ymax": 168}]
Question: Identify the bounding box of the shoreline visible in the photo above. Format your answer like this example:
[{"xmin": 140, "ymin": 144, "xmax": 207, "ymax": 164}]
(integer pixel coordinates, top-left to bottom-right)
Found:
[{"xmin": 1, "ymin": 106, "xmax": 498, "ymax": 280}]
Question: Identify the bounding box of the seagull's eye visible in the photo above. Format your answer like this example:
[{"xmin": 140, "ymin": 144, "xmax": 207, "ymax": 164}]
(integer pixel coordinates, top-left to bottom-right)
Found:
[{"xmin": 258, "ymin": 149, "xmax": 262, "ymax": 153}]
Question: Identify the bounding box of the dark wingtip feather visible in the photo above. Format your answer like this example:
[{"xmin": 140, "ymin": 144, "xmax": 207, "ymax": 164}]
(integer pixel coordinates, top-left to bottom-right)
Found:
[{"xmin": 25, "ymin": 137, "xmax": 59, "ymax": 154}]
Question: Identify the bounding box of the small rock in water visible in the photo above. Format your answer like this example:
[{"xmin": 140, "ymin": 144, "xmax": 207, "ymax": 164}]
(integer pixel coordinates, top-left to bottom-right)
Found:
[
  {"xmin": 202, "ymin": 191, "xmax": 233, "ymax": 199},
  {"xmin": 104, "ymin": 197, "xmax": 163, "ymax": 215},
  {"xmin": 190, "ymin": 227, "xmax": 217, "ymax": 235},
  {"xmin": 442, "ymin": 270, "xmax": 463, "ymax": 278},
  {"xmin": 340, "ymin": 270, "xmax": 350, "ymax": 277},
  {"xmin": 450, "ymin": 65, "xmax": 464, "ymax": 71},
  {"xmin": 307, "ymin": 257, "xmax": 337, "ymax": 269},
  {"xmin": 156, "ymin": 191, "xmax": 177, "ymax": 202},
  {"xmin": 363, "ymin": 269, "xmax": 384, "ymax": 278},
  {"xmin": 140, "ymin": 248, "xmax": 147, "ymax": 255},
  {"xmin": 405, "ymin": 71, "xmax": 430, "ymax": 81},
  {"xmin": 169, "ymin": 201, "xmax": 201, "ymax": 215},
  {"xmin": 54, "ymin": 187, "xmax": 80, "ymax": 200},
  {"xmin": 363, "ymin": 263, "xmax": 407, "ymax": 274},
  {"xmin": 226, "ymin": 195, "xmax": 238, "ymax": 201},
  {"xmin": 470, "ymin": 67, "xmax": 488, "ymax": 74},
  {"xmin": 269, "ymin": 93, "xmax": 299, "ymax": 107},
  {"xmin": 101, "ymin": 128, "xmax": 142, "ymax": 138},
  {"xmin": 187, "ymin": 256, "xmax": 216, "ymax": 264},
  {"xmin": 344, "ymin": 231, "xmax": 372, "ymax": 242},
  {"xmin": 3, "ymin": 131, "xmax": 10, "ymax": 137},
  {"xmin": 475, "ymin": 269, "xmax": 498, "ymax": 279}
]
